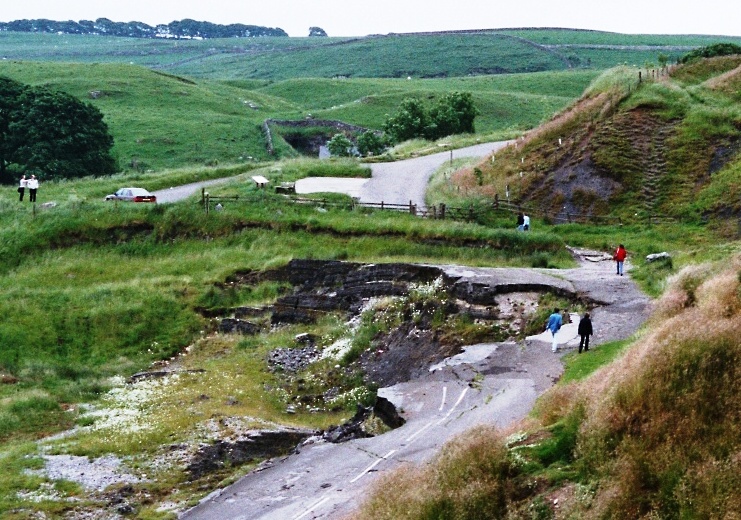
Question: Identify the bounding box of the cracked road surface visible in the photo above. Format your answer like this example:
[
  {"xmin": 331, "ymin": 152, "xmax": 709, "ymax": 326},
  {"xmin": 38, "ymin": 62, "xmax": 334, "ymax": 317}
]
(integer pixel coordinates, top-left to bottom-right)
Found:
[{"xmin": 181, "ymin": 251, "xmax": 650, "ymax": 520}]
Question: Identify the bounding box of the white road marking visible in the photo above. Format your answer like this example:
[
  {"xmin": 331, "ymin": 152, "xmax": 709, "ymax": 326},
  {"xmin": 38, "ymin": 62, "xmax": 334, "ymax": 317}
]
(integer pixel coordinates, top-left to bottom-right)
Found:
[
  {"xmin": 293, "ymin": 496, "xmax": 331, "ymax": 520},
  {"xmin": 405, "ymin": 421, "xmax": 435, "ymax": 443},
  {"xmin": 439, "ymin": 386, "xmax": 448, "ymax": 411},
  {"xmin": 350, "ymin": 450, "xmax": 397, "ymax": 483},
  {"xmin": 438, "ymin": 386, "xmax": 468, "ymax": 424},
  {"xmin": 407, "ymin": 386, "xmax": 469, "ymax": 443}
]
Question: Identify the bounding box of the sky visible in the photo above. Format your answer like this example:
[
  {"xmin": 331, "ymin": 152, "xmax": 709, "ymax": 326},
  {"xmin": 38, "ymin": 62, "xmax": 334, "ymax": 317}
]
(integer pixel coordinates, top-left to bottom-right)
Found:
[{"xmin": 1, "ymin": 0, "xmax": 739, "ymax": 38}]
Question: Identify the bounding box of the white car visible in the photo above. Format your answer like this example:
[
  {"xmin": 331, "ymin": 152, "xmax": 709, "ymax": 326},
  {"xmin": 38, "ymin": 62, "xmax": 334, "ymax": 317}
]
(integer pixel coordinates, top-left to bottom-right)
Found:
[{"xmin": 105, "ymin": 187, "xmax": 157, "ymax": 203}]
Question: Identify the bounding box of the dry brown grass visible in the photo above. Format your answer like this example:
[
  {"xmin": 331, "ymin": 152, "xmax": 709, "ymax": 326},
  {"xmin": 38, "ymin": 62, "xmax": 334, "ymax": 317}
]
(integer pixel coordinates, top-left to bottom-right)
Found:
[
  {"xmin": 704, "ymin": 62, "xmax": 741, "ymax": 93},
  {"xmin": 569, "ymin": 255, "xmax": 741, "ymax": 518},
  {"xmin": 350, "ymin": 425, "xmax": 514, "ymax": 520}
]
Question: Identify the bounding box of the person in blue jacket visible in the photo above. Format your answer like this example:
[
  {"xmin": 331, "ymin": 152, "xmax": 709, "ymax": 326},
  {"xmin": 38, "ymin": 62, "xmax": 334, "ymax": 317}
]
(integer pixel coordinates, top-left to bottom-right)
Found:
[{"xmin": 546, "ymin": 308, "xmax": 563, "ymax": 353}]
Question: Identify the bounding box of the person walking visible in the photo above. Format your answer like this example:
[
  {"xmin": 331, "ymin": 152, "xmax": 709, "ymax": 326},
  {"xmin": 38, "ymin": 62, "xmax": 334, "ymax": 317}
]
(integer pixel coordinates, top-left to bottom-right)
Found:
[
  {"xmin": 523, "ymin": 214, "xmax": 530, "ymax": 231},
  {"xmin": 546, "ymin": 308, "xmax": 563, "ymax": 353},
  {"xmin": 613, "ymin": 244, "xmax": 627, "ymax": 276},
  {"xmin": 18, "ymin": 175, "xmax": 27, "ymax": 201},
  {"xmin": 578, "ymin": 312, "xmax": 593, "ymax": 353},
  {"xmin": 516, "ymin": 212, "xmax": 524, "ymax": 231},
  {"xmin": 27, "ymin": 174, "xmax": 39, "ymax": 203}
]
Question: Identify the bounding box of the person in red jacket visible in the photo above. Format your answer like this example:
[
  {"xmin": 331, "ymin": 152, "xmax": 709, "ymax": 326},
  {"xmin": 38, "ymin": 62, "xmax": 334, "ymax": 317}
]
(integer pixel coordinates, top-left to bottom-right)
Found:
[{"xmin": 613, "ymin": 244, "xmax": 627, "ymax": 276}]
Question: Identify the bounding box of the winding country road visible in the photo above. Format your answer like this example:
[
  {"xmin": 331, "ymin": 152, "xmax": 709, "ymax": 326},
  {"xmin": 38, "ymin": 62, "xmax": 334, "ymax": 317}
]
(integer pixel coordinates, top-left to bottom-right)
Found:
[
  {"xmin": 153, "ymin": 142, "xmax": 508, "ymax": 206},
  {"xmin": 296, "ymin": 141, "xmax": 510, "ymax": 208},
  {"xmin": 181, "ymin": 250, "xmax": 650, "ymax": 520}
]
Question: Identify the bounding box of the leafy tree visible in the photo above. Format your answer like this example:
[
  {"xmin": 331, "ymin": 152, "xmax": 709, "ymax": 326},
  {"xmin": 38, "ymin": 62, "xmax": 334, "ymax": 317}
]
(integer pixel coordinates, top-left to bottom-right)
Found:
[
  {"xmin": 0, "ymin": 79, "xmax": 117, "ymax": 183},
  {"xmin": 327, "ymin": 133, "xmax": 354, "ymax": 157},
  {"xmin": 383, "ymin": 92, "xmax": 477, "ymax": 143},
  {"xmin": 309, "ymin": 27, "xmax": 328, "ymax": 37},
  {"xmin": 357, "ymin": 131, "xmax": 386, "ymax": 157},
  {"xmin": 383, "ymin": 98, "xmax": 430, "ymax": 143}
]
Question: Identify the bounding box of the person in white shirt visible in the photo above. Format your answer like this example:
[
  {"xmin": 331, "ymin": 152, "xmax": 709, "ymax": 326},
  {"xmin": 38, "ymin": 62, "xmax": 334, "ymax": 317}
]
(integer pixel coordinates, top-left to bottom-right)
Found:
[
  {"xmin": 27, "ymin": 175, "xmax": 39, "ymax": 202},
  {"xmin": 18, "ymin": 175, "xmax": 27, "ymax": 201},
  {"xmin": 523, "ymin": 214, "xmax": 530, "ymax": 231}
]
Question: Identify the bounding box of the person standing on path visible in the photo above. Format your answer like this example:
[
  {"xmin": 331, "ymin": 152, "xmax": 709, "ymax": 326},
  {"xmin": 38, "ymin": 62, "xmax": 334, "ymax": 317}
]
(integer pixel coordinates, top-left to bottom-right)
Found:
[
  {"xmin": 578, "ymin": 312, "xmax": 593, "ymax": 353},
  {"xmin": 27, "ymin": 175, "xmax": 39, "ymax": 203},
  {"xmin": 613, "ymin": 244, "xmax": 627, "ymax": 276},
  {"xmin": 18, "ymin": 175, "xmax": 27, "ymax": 201},
  {"xmin": 546, "ymin": 308, "xmax": 563, "ymax": 352}
]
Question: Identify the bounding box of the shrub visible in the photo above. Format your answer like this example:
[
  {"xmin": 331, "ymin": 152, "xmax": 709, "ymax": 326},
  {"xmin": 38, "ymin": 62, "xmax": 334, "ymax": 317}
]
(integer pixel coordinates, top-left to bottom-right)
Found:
[
  {"xmin": 327, "ymin": 133, "xmax": 355, "ymax": 157},
  {"xmin": 680, "ymin": 43, "xmax": 741, "ymax": 64},
  {"xmin": 357, "ymin": 130, "xmax": 386, "ymax": 157}
]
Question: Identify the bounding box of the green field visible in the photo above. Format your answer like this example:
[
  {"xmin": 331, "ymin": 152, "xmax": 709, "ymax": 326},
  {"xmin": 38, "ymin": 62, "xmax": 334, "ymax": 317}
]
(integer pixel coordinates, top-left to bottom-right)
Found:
[{"xmin": 0, "ymin": 61, "xmax": 596, "ymax": 171}]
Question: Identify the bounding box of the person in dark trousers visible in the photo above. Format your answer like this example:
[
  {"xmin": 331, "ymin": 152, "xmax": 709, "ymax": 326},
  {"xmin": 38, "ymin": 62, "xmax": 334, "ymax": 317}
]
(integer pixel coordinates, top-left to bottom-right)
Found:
[
  {"xmin": 516, "ymin": 212, "xmax": 524, "ymax": 231},
  {"xmin": 27, "ymin": 174, "xmax": 39, "ymax": 202},
  {"xmin": 18, "ymin": 175, "xmax": 27, "ymax": 201},
  {"xmin": 578, "ymin": 312, "xmax": 593, "ymax": 353},
  {"xmin": 613, "ymin": 244, "xmax": 627, "ymax": 276}
]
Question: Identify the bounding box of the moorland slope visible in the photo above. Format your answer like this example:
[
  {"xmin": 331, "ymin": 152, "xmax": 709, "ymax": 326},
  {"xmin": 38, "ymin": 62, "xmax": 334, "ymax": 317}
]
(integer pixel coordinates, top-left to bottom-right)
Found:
[{"xmin": 441, "ymin": 56, "xmax": 741, "ymax": 232}]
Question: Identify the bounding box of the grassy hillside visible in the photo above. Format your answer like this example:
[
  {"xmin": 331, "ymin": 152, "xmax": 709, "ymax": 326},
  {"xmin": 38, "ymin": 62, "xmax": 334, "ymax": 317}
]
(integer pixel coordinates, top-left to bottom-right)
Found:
[
  {"xmin": 431, "ymin": 57, "xmax": 741, "ymax": 231},
  {"xmin": 0, "ymin": 61, "xmax": 297, "ymax": 170},
  {"xmin": 0, "ymin": 61, "xmax": 595, "ymax": 171},
  {"xmin": 3, "ymin": 29, "xmax": 741, "ymax": 80}
]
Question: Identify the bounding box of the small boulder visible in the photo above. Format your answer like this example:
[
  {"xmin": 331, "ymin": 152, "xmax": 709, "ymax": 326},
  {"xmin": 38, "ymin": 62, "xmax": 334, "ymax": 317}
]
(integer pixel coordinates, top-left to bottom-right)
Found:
[{"xmin": 646, "ymin": 252, "xmax": 671, "ymax": 262}]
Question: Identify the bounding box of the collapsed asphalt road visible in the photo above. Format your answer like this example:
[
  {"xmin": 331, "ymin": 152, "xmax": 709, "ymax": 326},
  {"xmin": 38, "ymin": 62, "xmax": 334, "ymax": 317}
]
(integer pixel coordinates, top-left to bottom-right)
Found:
[{"xmin": 181, "ymin": 249, "xmax": 650, "ymax": 520}]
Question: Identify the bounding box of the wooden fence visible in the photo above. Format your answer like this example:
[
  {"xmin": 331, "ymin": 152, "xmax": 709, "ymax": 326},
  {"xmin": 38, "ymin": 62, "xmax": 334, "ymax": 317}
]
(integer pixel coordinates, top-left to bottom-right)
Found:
[{"xmin": 201, "ymin": 188, "xmax": 678, "ymax": 226}]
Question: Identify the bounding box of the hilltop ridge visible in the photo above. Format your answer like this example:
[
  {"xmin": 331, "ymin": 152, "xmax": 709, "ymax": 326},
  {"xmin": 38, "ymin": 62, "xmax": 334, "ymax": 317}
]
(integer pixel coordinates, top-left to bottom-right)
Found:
[{"xmin": 0, "ymin": 18, "xmax": 287, "ymax": 38}]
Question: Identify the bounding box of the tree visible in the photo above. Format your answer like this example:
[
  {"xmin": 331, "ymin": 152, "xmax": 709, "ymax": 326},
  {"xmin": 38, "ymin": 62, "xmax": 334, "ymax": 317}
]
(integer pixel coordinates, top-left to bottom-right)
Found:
[
  {"xmin": 383, "ymin": 98, "xmax": 430, "ymax": 143},
  {"xmin": 357, "ymin": 131, "xmax": 386, "ymax": 157},
  {"xmin": 383, "ymin": 92, "xmax": 478, "ymax": 143},
  {"xmin": 0, "ymin": 79, "xmax": 117, "ymax": 183},
  {"xmin": 308, "ymin": 26, "xmax": 328, "ymax": 37},
  {"xmin": 327, "ymin": 133, "xmax": 354, "ymax": 157}
]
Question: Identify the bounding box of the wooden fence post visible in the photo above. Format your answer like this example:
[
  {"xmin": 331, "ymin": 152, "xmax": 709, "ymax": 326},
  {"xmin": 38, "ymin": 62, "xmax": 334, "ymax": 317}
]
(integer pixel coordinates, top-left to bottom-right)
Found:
[
  {"xmin": 205, "ymin": 193, "xmax": 210, "ymax": 214},
  {"xmin": 494, "ymin": 193, "xmax": 499, "ymax": 209},
  {"xmin": 440, "ymin": 203, "xmax": 446, "ymax": 220}
]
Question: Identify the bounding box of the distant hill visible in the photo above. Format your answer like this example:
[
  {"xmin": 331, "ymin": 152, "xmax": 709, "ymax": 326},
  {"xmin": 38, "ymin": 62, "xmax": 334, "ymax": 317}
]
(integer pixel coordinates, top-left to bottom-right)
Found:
[
  {"xmin": 0, "ymin": 18, "xmax": 287, "ymax": 39},
  {"xmin": 1, "ymin": 28, "xmax": 740, "ymax": 80}
]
